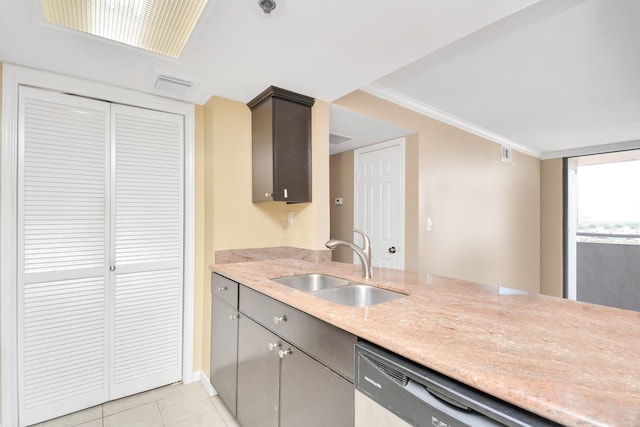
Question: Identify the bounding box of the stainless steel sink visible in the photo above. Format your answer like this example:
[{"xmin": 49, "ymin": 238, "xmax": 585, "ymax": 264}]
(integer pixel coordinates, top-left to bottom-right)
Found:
[
  {"xmin": 271, "ymin": 274, "xmax": 406, "ymax": 306},
  {"xmin": 271, "ymin": 273, "xmax": 350, "ymax": 292},
  {"xmin": 311, "ymin": 284, "xmax": 404, "ymax": 307}
]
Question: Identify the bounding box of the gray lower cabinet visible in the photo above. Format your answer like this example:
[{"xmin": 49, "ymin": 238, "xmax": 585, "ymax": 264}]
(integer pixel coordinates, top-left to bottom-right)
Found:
[
  {"xmin": 210, "ymin": 274, "xmax": 239, "ymax": 416},
  {"xmin": 211, "ymin": 273, "xmax": 355, "ymax": 427},
  {"xmin": 237, "ymin": 314, "xmax": 354, "ymax": 427},
  {"xmin": 279, "ymin": 342, "xmax": 354, "ymax": 427},
  {"xmin": 237, "ymin": 315, "xmax": 280, "ymax": 427}
]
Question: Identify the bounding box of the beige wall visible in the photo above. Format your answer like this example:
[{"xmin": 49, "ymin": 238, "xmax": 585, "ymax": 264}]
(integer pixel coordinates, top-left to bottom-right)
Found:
[
  {"xmin": 334, "ymin": 91, "xmax": 541, "ymax": 292},
  {"xmin": 329, "ymin": 150, "xmax": 354, "ymax": 263},
  {"xmin": 540, "ymin": 158, "xmax": 564, "ymax": 297},
  {"xmin": 194, "ymin": 95, "xmax": 330, "ymax": 375},
  {"xmin": 205, "ymin": 96, "xmax": 329, "ymax": 251},
  {"xmin": 329, "ymin": 133, "xmax": 420, "ymax": 272}
]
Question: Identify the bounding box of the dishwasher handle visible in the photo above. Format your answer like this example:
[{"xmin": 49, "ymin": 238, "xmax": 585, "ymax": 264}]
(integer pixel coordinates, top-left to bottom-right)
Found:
[
  {"xmin": 404, "ymin": 377, "xmax": 496, "ymax": 425},
  {"xmin": 424, "ymin": 383, "xmax": 472, "ymax": 412}
]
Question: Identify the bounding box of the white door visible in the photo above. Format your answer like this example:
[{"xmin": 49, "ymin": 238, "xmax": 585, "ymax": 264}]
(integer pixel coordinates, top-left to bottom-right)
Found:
[
  {"xmin": 17, "ymin": 88, "xmax": 184, "ymax": 425},
  {"xmin": 110, "ymin": 105, "xmax": 184, "ymax": 399},
  {"xmin": 354, "ymin": 138, "xmax": 405, "ymax": 270},
  {"xmin": 18, "ymin": 88, "xmax": 111, "ymax": 426}
]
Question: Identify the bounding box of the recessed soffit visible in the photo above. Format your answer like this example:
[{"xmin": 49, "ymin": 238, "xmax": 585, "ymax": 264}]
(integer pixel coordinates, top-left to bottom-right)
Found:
[{"xmin": 40, "ymin": 0, "xmax": 208, "ymax": 59}]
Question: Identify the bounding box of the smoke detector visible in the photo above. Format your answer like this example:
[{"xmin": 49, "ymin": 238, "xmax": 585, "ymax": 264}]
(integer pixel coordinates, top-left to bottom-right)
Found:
[
  {"xmin": 259, "ymin": 0, "xmax": 276, "ymax": 14},
  {"xmin": 249, "ymin": 0, "xmax": 286, "ymax": 17}
]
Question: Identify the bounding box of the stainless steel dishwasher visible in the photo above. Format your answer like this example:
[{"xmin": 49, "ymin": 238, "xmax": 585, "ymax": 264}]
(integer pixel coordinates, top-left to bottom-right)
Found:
[{"xmin": 355, "ymin": 342, "xmax": 559, "ymax": 427}]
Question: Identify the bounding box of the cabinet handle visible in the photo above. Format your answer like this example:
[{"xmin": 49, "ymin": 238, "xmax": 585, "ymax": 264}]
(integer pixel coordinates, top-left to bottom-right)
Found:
[
  {"xmin": 265, "ymin": 192, "xmax": 272, "ymax": 198},
  {"xmin": 229, "ymin": 315, "xmax": 238, "ymax": 321},
  {"xmin": 217, "ymin": 286, "xmax": 228, "ymax": 292},
  {"xmin": 268, "ymin": 342, "xmax": 280, "ymax": 351},
  {"xmin": 110, "ymin": 265, "xmax": 116, "ymax": 272},
  {"xmin": 278, "ymin": 348, "xmax": 292, "ymax": 359},
  {"xmin": 273, "ymin": 315, "xmax": 287, "ymax": 325},
  {"xmin": 283, "ymin": 188, "xmax": 288, "ymax": 199}
]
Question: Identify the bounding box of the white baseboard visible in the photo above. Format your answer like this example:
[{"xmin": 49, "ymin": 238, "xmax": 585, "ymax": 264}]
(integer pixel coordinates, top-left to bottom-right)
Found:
[{"xmin": 192, "ymin": 370, "xmax": 217, "ymax": 397}]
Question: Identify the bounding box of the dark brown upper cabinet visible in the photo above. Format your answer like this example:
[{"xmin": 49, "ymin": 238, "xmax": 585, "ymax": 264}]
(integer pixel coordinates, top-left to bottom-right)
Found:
[{"xmin": 248, "ymin": 86, "xmax": 315, "ymax": 203}]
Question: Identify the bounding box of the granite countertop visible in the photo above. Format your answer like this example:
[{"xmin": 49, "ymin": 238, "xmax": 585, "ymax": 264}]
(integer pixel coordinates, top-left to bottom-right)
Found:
[{"xmin": 211, "ymin": 259, "xmax": 640, "ymax": 427}]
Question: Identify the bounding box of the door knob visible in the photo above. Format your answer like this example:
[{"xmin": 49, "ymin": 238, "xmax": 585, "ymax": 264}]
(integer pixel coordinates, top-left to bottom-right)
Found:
[{"xmin": 388, "ymin": 246, "xmax": 397, "ymax": 254}]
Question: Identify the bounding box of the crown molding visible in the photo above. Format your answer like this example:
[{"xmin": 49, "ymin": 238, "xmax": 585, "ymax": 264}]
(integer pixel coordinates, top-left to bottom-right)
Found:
[
  {"xmin": 361, "ymin": 83, "xmax": 542, "ymax": 159},
  {"xmin": 540, "ymin": 139, "xmax": 640, "ymax": 160}
]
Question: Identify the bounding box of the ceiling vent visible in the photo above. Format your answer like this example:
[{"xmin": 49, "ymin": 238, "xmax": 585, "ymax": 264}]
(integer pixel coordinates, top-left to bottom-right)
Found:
[
  {"xmin": 330, "ymin": 133, "xmax": 352, "ymax": 145},
  {"xmin": 153, "ymin": 74, "xmax": 195, "ymax": 98}
]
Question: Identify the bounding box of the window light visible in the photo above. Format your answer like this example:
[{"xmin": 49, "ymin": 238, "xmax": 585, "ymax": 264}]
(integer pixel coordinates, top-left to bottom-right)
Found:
[{"xmin": 41, "ymin": 0, "xmax": 209, "ymax": 59}]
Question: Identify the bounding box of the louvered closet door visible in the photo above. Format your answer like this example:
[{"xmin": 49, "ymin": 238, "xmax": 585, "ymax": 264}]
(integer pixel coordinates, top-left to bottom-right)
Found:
[
  {"xmin": 18, "ymin": 87, "xmax": 110, "ymax": 426},
  {"xmin": 109, "ymin": 105, "xmax": 184, "ymax": 399}
]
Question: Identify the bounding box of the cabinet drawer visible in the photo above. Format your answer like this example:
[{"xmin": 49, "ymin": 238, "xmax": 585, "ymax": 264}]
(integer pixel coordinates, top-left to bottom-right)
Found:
[
  {"xmin": 212, "ymin": 273, "xmax": 239, "ymax": 308},
  {"xmin": 240, "ymin": 285, "xmax": 356, "ymax": 381}
]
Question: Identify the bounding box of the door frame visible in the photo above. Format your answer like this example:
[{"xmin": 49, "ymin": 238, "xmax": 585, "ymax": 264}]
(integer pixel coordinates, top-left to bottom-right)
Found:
[
  {"xmin": 353, "ymin": 138, "xmax": 405, "ymax": 270},
  {"xmin": 1, "ymin": 64, "xmax": 196, "ymax": 427}
]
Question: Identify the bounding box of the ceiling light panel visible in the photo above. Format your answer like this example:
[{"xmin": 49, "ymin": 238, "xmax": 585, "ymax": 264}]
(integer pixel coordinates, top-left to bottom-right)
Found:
[{"xmin": 41, "ymin": 0, "xmax": 208, "ymax": 59}]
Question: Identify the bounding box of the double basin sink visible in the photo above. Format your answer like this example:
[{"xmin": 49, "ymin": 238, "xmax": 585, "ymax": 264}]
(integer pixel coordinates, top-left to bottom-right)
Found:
[{"xmin": 271, "ymin": 273, "xmax": 405, "ymax": 307}]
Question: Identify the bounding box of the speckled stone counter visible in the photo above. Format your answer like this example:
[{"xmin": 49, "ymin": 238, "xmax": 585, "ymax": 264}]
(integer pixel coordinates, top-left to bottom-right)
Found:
[{"xmin": 211, "ymin": 259, "xmax": 640, "ymax": 427}]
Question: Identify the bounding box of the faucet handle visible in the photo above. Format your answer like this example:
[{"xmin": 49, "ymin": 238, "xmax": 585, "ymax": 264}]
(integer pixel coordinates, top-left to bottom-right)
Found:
[
  {"xmin": 352, "ymin": 228, "xmax": 370, "ymax": 248},
  {"xmin": 352, "ymin": 228, "xmax": 371, "ymax": 263}
]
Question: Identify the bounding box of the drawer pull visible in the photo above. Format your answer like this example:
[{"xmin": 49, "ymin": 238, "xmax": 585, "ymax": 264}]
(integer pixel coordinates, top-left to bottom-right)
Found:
[
  {"xmin": 273, "ymin": 315, "xmax": 287, "ymax": 325},
  {"xmin": 278, "ymin": 348, "xmax": 292, "ymax": 359},
  {"xmin": 268, "ymin": 342, "xmax": 280, "ymax": 351},
  {"xmin": 217, "ymin": 286, "xmax": 228, "ymax": 292}
]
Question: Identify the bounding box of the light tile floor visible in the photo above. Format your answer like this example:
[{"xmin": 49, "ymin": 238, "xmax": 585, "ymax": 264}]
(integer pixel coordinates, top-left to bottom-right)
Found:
[{"xmin": 30, "ymin": 382, "xmax": 240, "ymax": 427}]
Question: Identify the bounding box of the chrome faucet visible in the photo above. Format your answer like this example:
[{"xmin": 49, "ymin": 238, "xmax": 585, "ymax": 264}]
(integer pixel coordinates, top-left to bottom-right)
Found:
[{"xmin": 325, "ymin": 228, "xmax": 373, "ymax": 279}]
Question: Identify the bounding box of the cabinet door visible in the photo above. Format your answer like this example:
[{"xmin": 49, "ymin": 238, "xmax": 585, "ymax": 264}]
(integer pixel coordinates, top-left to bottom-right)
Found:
[
  {"xmin": 210, "ymin": 297, "xmax": 238, "ymax": 416},
  {"xmin": 280, "ymin": 345, "xmax": 354, "ymax": 427},
  {"xmin": 251, "ymin": 99, "xmax": 275, "ymax": 202},
  {"xmin": 272, "ymin": 98, "xmax": 311, "ymax": 202},
  {"xmin": 237, "ymin": 316, "xmax": 280, "ymax": 427}
]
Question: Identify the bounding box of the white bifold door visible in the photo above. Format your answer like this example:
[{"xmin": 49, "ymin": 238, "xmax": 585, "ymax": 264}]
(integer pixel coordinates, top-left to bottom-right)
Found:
[{"xmin": 17, "ymin": 87, "xmax": 184, "ymax": 426}]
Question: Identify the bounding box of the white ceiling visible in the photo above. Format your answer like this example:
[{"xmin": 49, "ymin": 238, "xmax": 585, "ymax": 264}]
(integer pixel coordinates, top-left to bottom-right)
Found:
[
  {"xmin": 372, "ymin": 0, "xmax": 640, "ymax": 158},
  {"xmin": 1, "ymin": 0, "xmax": 638, "ymax": 157},
  {"xmin": 329, "ymin": 104, "xmax": 413, "ymax": 155}
]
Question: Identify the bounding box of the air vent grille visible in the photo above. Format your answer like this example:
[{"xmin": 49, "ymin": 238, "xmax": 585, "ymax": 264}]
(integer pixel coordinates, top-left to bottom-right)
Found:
[
  {"xmin": 363, "ymin": 354, "xmax": 409, "ymax": 386},
  {"xmin": 330, "ymin": 133, "xmax": 352, "ymax": 145},
  {"xmin": 153, "ymin": 75, "xmax": 194, "ymax": 97}
]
